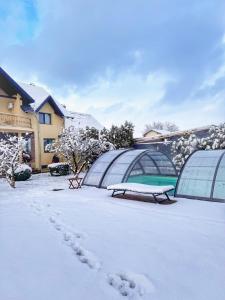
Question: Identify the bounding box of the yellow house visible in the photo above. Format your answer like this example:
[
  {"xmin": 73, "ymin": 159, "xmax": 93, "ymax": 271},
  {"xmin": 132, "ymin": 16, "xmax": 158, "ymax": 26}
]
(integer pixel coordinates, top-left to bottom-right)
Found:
[
  {"xmin": 143, "ymin": 129, "xmax": 170, "ymax": 138},
  {"xmin": 0, "ymin": 67, "xmax": 64, "ymax": 171},
  {"xmin": 0, "ymin": 67, "xmax": 103, "ymax": 171}
]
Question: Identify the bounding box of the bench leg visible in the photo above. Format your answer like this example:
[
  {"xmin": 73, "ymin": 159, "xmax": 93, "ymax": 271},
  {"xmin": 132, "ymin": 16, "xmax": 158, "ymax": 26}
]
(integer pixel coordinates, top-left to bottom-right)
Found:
[
  {"xmin": 153, "ymin": 194, "xmax": 159, "ymax": 203},
  {"xmin": 165, "ymin": 192, "xmax": 171, "ymax": 201},
  {"xmin": 112, "ymin": 190, "xmax": 126, "ymax": 197}
]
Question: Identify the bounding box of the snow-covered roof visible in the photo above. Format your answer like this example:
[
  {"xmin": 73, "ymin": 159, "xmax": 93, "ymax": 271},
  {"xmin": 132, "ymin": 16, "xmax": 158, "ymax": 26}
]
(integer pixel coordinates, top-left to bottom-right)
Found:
[
  {"xmin": 19, "ymin": 83, "xmax": 49, "ymax": 107},
  {"xmin": 0, "ymin": 67, "xmax": 34, "ymax": 104},
  {"xmin": 144, "ymin": 129, "xmax": 171, "ymax": 136},
  {"xmin": 19, "ymin": 83, "xmax": 68, "ymax": 116},
  {"xmin": 19, "ymin": 82, "xmax": 103, "ymax": 129},
  {"xmin": 65, "ymin": 111, "xmax": 103, "ymax": 131}
]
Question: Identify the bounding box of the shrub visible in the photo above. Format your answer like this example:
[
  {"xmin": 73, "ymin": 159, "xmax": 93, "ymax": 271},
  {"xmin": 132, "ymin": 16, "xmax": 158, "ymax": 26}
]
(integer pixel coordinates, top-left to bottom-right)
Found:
[
  {"xmin": 14, "ymin": 164, "xmax": 32, "ymax": 181},
  {"xmin": 48, "ymin": 162, "xmax": 70, "ymax": 176}
]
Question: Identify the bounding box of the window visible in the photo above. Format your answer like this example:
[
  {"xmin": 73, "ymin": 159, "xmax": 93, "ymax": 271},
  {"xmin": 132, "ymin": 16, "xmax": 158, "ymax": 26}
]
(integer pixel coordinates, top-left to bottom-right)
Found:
[
  {"xmin": 39, "ymin": 113, "xmax": 51, "ymax": 124},
  {"xmin": 43, "ymin": 138, "xmax": 55, "ymax": 153}
]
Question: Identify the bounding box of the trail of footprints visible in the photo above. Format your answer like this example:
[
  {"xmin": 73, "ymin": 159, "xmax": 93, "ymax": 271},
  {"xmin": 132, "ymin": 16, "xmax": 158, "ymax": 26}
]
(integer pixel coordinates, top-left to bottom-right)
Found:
[
  {"xmin": 48, "ymin": 214, "xmax": 101, "ymax": 270},
  {"xmin": 29, "ymin": 199, "xmax": 153, "ymax": 298}
]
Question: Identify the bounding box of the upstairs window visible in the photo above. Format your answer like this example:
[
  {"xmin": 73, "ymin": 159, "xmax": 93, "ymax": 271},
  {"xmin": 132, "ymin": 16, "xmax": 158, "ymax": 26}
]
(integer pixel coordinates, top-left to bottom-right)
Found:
[{"xmin": 39, "ymin": 113, "xmax": 51, "ymax": 124}]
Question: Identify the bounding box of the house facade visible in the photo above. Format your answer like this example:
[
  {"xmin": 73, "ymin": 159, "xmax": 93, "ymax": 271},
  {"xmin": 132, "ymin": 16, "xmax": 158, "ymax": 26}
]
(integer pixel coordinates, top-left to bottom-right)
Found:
[{"xmin": 0, "ymin": 67, "xmax": 103, "ymax": 171}]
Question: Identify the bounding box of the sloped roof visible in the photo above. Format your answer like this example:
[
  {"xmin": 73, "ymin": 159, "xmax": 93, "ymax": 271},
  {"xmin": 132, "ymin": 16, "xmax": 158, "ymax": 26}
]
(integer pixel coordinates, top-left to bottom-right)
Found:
[
  {"xmin": 144, "ymin": 129, "xmax": 171, "ymax": 136},
  {"xmin": 65, "ymin": 111, "xmax": 103, "ymax": 131},
  {"xmin": 19, "ymin": 82, "xmax": 103, "ymax": 129},
  {"xmin": 0, "ymin": 67, "xmax": 34, "ymax": 103},
  {"xmin": 19, "ymin": 83, "xmax": 49, "ymax": 107},
  {"xmin": 19, "ymin": 82, "xmax": 68, "ymax": 116}
]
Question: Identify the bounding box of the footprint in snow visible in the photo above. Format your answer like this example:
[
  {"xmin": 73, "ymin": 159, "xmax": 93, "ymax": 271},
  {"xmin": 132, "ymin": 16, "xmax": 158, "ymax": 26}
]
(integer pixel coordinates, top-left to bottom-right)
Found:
[
  {"xmin": 49, "ymin": 216, "xmax": 56, "ymax": 223},
  {"xmin": 107, "ymin": 272, "xmax": 154, "ymax": 298},
  {"xmin": 54, "ymin": 223, "xmax": 61, "ymax": 231},
  {"xmin": 35, "ymin": 206, "xmax": 42, "ymax": 212},
  {"xmin": 63, "ymin": 231, "xmax": 82, "ymax": 242},
  {"xmin": 71, "ymin": 242, "xmax": 101, "ymax": 270}
]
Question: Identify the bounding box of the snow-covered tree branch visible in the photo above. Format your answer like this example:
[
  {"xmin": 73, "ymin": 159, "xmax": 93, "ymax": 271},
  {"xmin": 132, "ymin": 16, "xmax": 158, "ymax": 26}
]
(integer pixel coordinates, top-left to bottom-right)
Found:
[
  {"xmin": 144, "ymin": 121, "xmax": 179, "ymax": 134},
  {"xmin": 0, "ymin": 135, "xmax": 25, "ymax": 188},
  {"xmin": 171, "ymin": 123, "xmax": 225, "ymax": 170},
  {"xmin": 47, "ymin": 126, "xmax": 115, "ymax": 174}
]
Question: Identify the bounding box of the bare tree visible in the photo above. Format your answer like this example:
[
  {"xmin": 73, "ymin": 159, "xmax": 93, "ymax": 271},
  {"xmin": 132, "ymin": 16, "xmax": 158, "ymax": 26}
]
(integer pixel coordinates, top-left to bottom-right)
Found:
[{"xmin": 143, "ymin": 121, "xmax": 179, "ymax": 135}]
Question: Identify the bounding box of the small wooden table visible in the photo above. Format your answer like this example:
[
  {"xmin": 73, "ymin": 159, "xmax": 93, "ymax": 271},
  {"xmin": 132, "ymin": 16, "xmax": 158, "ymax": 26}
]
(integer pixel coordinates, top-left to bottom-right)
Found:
[{"xmin": 68, "ymin": 176, "xmax": 83, "ymax": 189}]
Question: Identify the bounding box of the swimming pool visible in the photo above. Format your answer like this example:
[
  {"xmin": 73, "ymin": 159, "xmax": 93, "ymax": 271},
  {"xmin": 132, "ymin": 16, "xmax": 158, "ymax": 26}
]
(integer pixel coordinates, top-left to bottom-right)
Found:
[{"xmin": 127, "ymin": 175, "xmax": 178, "ymax": 195}]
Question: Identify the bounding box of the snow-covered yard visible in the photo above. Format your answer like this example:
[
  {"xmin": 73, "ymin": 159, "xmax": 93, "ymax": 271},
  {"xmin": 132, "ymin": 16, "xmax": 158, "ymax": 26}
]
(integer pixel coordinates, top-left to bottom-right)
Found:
[{"xmin": 0, "ymin": 174, "xmax": 225, "ymax": 300}]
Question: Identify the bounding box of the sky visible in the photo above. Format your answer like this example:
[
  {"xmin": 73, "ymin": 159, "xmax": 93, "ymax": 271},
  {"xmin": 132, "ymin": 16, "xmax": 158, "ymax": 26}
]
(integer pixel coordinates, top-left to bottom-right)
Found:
[{"xmin": 1, "ymin": 0, "xmax": 225, "ymax": 136}]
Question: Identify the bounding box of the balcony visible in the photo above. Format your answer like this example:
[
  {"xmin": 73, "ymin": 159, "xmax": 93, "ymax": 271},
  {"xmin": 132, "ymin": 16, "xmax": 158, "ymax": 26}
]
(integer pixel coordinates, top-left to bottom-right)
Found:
[{"xmin": 0, "ymin": 112, "xmax": 32, "ymax": 129}]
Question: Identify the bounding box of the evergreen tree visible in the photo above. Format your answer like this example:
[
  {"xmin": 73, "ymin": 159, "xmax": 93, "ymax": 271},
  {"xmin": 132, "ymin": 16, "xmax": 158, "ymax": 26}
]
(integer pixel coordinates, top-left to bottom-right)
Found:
[{"xmin": 101, "ymin": 121, "xmax": 134, "ymax": 149}]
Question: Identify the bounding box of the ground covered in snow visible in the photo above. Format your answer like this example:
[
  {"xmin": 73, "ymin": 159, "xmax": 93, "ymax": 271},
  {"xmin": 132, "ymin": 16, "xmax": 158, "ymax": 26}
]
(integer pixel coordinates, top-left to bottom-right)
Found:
[{"xmin": 0, "ymin": 174, "xmax": 225, "ymax": 300}]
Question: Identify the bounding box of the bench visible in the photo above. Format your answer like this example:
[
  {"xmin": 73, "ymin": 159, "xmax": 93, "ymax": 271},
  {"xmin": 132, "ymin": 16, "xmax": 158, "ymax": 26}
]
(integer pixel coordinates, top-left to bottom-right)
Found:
[{"xmin": 107, "ymin": 183, "xmax": 175, "ymax": 203}]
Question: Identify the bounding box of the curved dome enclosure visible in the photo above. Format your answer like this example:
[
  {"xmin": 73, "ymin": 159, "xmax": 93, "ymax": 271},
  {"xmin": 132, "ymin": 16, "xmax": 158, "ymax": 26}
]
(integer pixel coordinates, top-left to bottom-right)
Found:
[
  {"xmin": 83, "ymin": 149, "xmax": 177, "ymax": 188},
  {"xmin": 175, "ymin": 150, "xmax": 225, "ymax": 202}
]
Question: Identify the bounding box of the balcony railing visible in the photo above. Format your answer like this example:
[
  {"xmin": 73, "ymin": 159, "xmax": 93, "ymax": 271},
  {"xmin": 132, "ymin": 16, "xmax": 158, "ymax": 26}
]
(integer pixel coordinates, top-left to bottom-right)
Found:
[{"xmin": 0, "ymin": 112, "xmax": 32, "ymax": 129}]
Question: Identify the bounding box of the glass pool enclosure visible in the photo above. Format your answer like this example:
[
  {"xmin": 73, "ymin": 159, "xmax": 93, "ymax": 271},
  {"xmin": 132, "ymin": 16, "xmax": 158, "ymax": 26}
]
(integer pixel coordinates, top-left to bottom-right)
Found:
[
  {"xmin": 83, "ymin": 149, "xmax": 225, "ymax": 202},
  {"xmin": 175, "ymin": 149, "xmax": 225, "ymax": 202},
  {"xmin": 83, "ymin": 149, "xmax": 178, "ymax": 188}
]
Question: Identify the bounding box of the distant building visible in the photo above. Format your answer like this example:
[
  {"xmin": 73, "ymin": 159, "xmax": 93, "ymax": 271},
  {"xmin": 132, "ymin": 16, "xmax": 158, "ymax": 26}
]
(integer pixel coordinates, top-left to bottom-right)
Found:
[
  {"xmin": 143, "ymin": 129, "xmax": 171, "ymax": 138},
  {"xmin": 135, "ymin": 126, "xmax": 211, "ymax": 158}
]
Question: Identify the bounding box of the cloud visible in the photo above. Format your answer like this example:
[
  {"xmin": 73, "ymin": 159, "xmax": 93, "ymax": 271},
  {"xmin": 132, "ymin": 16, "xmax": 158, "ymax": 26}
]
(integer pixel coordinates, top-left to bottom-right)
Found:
[
  {"xmin": 1, "ymin": 0, "xmax": 225, "ymax": 136},
  {"xmin": 53, "ymin": 68, "xmax": 173, "ymax": 132}
]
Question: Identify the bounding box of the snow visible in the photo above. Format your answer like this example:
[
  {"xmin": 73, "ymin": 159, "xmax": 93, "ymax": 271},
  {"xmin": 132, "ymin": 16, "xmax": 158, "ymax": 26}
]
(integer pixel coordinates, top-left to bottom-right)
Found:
[
  {"xmin": 48, "ymin": 162, "xmax": 69, "ymax": 168},
  {"xmin": 65, "ymin": 111, "xmax": 104, "ymax": 131},
  {"xmin": 14, "ymin": 164, "xmax": 32, "ymax": 174},
  {"xmin": 107, "ymin": 182, "xmax": 175, "ymax": 194},
  {"xmin": 0, "ymin": 174, "xmax": 225, "ymax": 300},
  {"xmin": 19, "ymin": 82, "xmax": 50, "ymax": 107}
]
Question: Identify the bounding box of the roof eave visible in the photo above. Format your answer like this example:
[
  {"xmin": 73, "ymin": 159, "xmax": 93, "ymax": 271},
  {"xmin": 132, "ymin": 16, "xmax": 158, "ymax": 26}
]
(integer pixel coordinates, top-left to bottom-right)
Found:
[
  {"xmin": 0, "ymin": 67, "xmax": 35, "ymax": 104},
  {"xmin": 35, "ymin": 95, "xmax": 64, "ymax": 117}
]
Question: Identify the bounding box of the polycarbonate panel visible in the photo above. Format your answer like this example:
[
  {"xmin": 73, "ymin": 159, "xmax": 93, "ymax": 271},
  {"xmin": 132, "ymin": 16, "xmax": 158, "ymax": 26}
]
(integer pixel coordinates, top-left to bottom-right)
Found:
[
  {"xmin": 129, "ymin": 162, "xmax": 143, "ymax": 176},
  {"xmin": 159, "ymin": 166, "xmax": 177, "ymax": 175},
  {"xmin": 149, "ymin": 152, "xmax": 176, "ymax": 175},
  {"xmin": 139, "ymin": 155, "xmax": 158, "ymax": 174},
  {"xmin": 178, "ymin": 179, "xmax": 212, "ymax": 198},
  {"xmin": 130, "ymin": 169, "xmax": 143, "ymax": 176},
  {"xmin": 101, "ymin": 174, "xmax": 124, "ymax": 187},
  {"xmin": 83, "ymin": 149, "xmax": 128, "ymax": 186},
  {"xmin": 142, "ymin": 167, "xmax": 159, "ymax": 174},
  {"xmin": 176, "ymin": 150, "xmax": 225, "ymax": 200},
  {"xmin": 101, "ymin": 149, "xmax": 146, "ymax": 187},
  {"xmin": 213, "ymin": 154, "xmax": 225, "ymax": 200}
]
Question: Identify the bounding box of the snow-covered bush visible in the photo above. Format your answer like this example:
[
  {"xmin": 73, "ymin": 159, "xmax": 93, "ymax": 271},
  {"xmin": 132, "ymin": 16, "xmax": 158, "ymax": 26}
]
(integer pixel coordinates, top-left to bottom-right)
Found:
[
  {"xmin": 48, "ymin": 162, "xmax": 70, "ymax": 176},
  {"xmin": 171, "ymin": 134, "xmax": 200, "ymax": 170},
  {"xmin": 46, "ymin": 126, "xmax": 115, "ymax": 175},
  {"xmin": 14, "ymin": 164, "xmax": 32, "ymax": 181},
  {"xmin": 0, "ymin": 135, "xmax": 27, "ymax": 188},
  {"xmin": 171, "ymin": 123, "xmax": 225, "ymax": 170}
]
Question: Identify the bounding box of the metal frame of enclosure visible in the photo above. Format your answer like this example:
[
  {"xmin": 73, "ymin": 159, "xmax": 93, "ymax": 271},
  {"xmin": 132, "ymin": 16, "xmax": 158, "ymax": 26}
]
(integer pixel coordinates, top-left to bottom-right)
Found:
[
  {"xmin": 83, "ymin": 149, "xmax": 177, "ymax": 188},
  {"xmin": 175, "ymin": 149, "xmax": 225, "ymax": 202}
]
